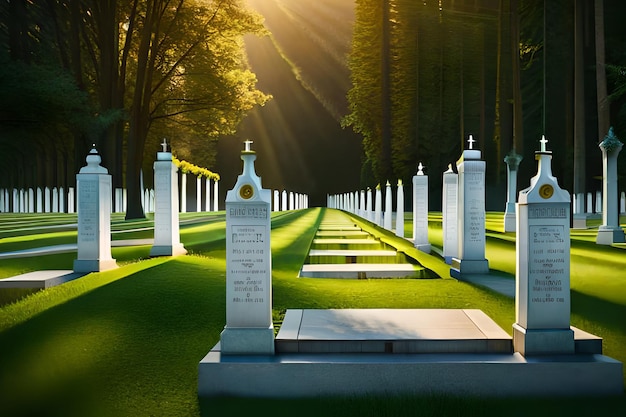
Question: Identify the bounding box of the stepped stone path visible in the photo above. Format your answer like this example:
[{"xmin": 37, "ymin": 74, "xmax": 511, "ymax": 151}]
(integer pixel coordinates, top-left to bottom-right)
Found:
[{"xmin": 299, "ymin": 210, "xmax": 429, "ymax": 279}]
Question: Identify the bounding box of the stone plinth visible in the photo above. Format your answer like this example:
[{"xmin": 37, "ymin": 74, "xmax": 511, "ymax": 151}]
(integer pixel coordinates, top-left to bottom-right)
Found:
[
  {"xmin": 503, "ymin": 151, "xmax": 522, "ymax": 232},
  {"xmin": 73, "ymin": 147, "xmax": 118, "ymax": 273},
  {"xmin": 150, "ymin": 147, "xmax": 187, "ymax": 257}
]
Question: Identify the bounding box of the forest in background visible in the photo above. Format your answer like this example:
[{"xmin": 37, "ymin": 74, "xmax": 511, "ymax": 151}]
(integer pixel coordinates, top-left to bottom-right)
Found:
[
  {"xmin": 344, "ymin": 0, "xmax": 626, "ymax": 206},
  {"xmin": 2, "ymin": 0, "xmax": 626, "ymax": 211}
]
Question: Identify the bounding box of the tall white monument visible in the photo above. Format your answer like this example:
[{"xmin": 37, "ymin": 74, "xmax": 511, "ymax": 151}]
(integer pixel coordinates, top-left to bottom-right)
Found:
[
  {"xmin": 513, "ymin": 136, "xmax": 574, "ymax": 355},
  {"xmin": 221, "ymin": 140, "xmax": 274, "ymax": 355},
  {"xmin": 412, "ymin": 163, "xmax": 430, "ymax": 253},
  {"xmin": 150, "ymin": 139, "xmax": 187, "ymax": 257},
  {"xmin": 596, "ymin": 127, "xmax": 625, "ymax": 244},
  {"xmin": 384, "ymin": 181, "xmax": 392, "ymax": 230},
  {"xmin": 442, "ymin": 164, "xmax": 458, "ymax": 264},
  {"xmin": 451, "ymin": 135, "xmax": 489, "ymax": 278},
  {"xmin": 73, "ymin": 147, "xmax": 118, "ymax": 273}
]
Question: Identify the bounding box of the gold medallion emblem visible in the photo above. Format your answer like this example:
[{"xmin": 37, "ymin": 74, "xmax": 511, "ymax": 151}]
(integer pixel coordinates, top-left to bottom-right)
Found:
[
  {"xmin": 239, "ymin": 184, "xmax": 254, "ymax": 199},
  {"xmin": 539, "ymin": 184, "xmax": 554, "ymax": 199}
]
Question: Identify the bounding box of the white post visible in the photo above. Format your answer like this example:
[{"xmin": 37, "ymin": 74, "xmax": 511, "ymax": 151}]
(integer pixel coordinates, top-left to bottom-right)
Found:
[
  {"xmin": 384, "ymin": 181, "xmax": 392, "ymax": 230},
  {"xmin": 196, "ymin": 175, "xmax": 202, "ymax": 212},
  {"xmin": 366, "ymin": 188, "xmax": 373, "ymax": 222},
  {"xmin": 442, "ymin": 165, "xmax": 458, "ymax": 263},
  {"xmin": 274, "ymin": 190, "xmax": 280, "ymax": 211},
  {"xmin": 59, "ymin": 187, "xmax": 65, "ymax": 213},
  {"xmin": 205, "ymin": 178, "xmax": 211, "ymax": 212},
  {"xmin": 374, "ymin": 185, "xmax": 382, "ymax": 226},
  {"xmin": 282, "ymin": 190, "xmax": 287, "ymax": 212},
  {"xmin": 44, "ymin": 187, "xmax": 50, "ymax": 213},
  {"xmin": 28, "ymin": 188, "xmax": 34, "ymax": 213},
  {"xmin": 68, "ymin": 187, "xmax": 75, "ymax": 213},
  {"xmin": 395, "ymin": 180, "xmax": 404, "ymax": 238},
  {"xmin": 213, "ymin": 180, "xmax": 219, "ymax": 211},
  {"xmin": 181, "ymin": 172, "xmax": 187, "ymax": 213}
]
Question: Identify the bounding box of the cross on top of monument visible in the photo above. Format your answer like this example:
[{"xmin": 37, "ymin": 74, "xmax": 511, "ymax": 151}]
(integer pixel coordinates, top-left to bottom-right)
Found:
[
  {"xmin": 468, "ymin": 135, "xmax": 476, "ymax": 150},
  {"xmin": 540, "ymin": 135, "xmax": 548, "ymax": 152},
  {"xmin": 417, "ymin": 162, "xmax": 425, "ymax": 175},
  {"xmin": 161, "ymin": 138, "xmax": 168, "ymax": 152},
  {"xmin": 244, "ymin": 140, "xmax": 253, "ymax": 152}
]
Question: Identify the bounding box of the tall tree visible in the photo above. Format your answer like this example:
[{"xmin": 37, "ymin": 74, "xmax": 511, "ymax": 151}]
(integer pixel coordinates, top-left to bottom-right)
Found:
[{"xmin": 595, "ymin": 0, "xmax": 609, "ymax": 140}]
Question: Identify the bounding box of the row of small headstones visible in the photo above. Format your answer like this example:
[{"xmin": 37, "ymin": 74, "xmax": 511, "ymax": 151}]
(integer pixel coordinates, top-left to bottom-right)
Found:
[
  {"xmin": 0, "ymin": 183, "xmax": 309, "ymax": 214},
  {"xmin": 330, "ymin": 186, "xmax": 626, "ymax": 219}
]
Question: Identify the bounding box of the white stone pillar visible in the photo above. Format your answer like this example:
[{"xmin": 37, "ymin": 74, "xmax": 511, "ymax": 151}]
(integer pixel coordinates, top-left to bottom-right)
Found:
[
  {"xmin": 384, "ymin": 181, "xmax": 393, "ymax": 230},
  {"xmin": 213, "ymin": 180, "xmax": 219, "ymax": 211},
  {"xmin": 36, "ymin": 187, "xmax": 42, "ymax": 213},
  {"xmin": 513, "ymin": 136, "xmax": 574, "ymax": 356},
  {"xmin": 395, "ymin": 180, "xmax": 404, "ymax": 237},
  {"xmin": 221, "ymin": 140, "xmax": 274, "ymax": 355},
  {"xmin": 359, "ymin": 190, "xmax": 366, "ymax": 218},
  {"xmin": 595, "ymin": 190, "xmax": 602, "ymax": 214},
  {"xmin": 28, "ymin": 188, "xmax": 34, "ymax": 213},
  {"xmin": 503, "ymin": 151, "xmax": 523, "ymax": 232},
  {"xmin": 620, "ymin": 191, "xmax": 625, "ymax": 214},
  {"xmin": 181, "ymin": 172, "xmax": 187, "ymax": 213},
  {"xmin": 68, "ymin": 187, "xmax": 75, "ymax": 213},
  {"xmin": 44, "ymin": 187, "xmax": 50, "ymax": 213},
  {"xmin": 150, "ymin": 141, "xmax": 187, "ymax": 257},
  {"xmin": 451, "ymin": 135, "xmax": 489, "ymax": 278},
  {"xmin": 205, "ymin": 178, "xmax": 211, "ymax": 213},
  {"xmin": 19, "ymin": 189, "xmax": 25, "ymax": 213},
  {"xmin": 73, "ymin": 147, "xmax": 118, "ymax": 273},
  {"xmin": 586, "ymin": 193, "xmax": 593, "ymax": 214},
  {"xmin": 196, "ymin": 175, "xmax": 202, "ymax": 212},
  {"xmin": 374, "ymin": 185, "xmax": 382, "ymax": 226},
  {"xmin": 273, "ymin": 190, "xmax": 280, "ymax": 211},
  {"xmin": 413, "ymin": 163, "xmax": 431, "ymax": 253},
  {"xmin": 366, "ymin": 188, "xmax": 373, "ymax": 222},
  {"xmin": 59, "ymin": 187, "xmax": 65, "ymax": 213},
  {"xmin": 442, "ymin": 165, "xmax": 459, "ymax": 263},
  {"xmin": 596, "ymin": 128, "xmax": 625, "ymax": 244},
  {"xmin": 281, "ymin": 190, "xmax": 287, "ymax": 212}
]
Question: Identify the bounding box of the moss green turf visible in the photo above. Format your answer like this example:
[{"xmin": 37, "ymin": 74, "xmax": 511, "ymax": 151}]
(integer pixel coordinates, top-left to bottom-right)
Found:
[{"xmin": 0, "ymin": 208, "xmax": 624, "ymax": 416}]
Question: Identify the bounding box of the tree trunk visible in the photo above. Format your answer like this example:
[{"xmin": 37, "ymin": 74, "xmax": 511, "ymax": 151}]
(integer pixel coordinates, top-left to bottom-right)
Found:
[
  {"xmin": 380, "ymin": 0, "xmax": 393, "ymax": 181},
  {"xmin": 594, "ymin": 0, "xmax": 609, "ymax": 140},
  {"xmin": 573, "ymin": 0, "xmax": 586, "ymax": 198},
  {"xmin": 511, "ymin": 0, "xmax": 523, "ymax": 152}
]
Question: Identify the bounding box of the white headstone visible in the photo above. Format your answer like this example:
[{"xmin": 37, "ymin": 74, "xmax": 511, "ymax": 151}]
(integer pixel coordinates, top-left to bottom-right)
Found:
[
  {"xmin": 513, "ymin": 136, "xmax": 574, "ymax": 355},
  {"xmin": 206, "ymin": 178, "xmax": 211, "ymax": 213},
  {"xmin": 196, "ymin": 175, "xmax": 202, "ymax": 212},
  {"xmin": 586, "ymin": 192, "xmax": 593, "ymax": 214},
  {"xmin": 281, "ymin": 190, "xmax": 287, "ymax": 212},
  {"xmin": 51, "ymin": 187, "xmax": 58, "ymax": 213},
  {"xmin": 595, "ymin": 190, "xmax": 602, "ymax": 214},
  {"xmin": 273, "ymin": 190, "xmax": 280, "ymax": 212},
  {"xmin": 68, "ymin": 187, "xmax": 75, "ymax": 213},
  {"xmin": 36, "ymin": 187, "xmax": 42, "ymax": 213},
  {"xmin": 359, "ymin": 190, "xmax": 366, "ymax": 218},
  {"xmin": 451, "ymin": 135, "xmax": 489, "ymax": 277},
  {"xmin": 366, "ymin": 188, "xmax": 373, "ymax": 222},
  {"xmin": 150, "ymin": 141, "xmax": 187, "ymax": 257},
  {"xmin": 213, "ymin": 180, "xmax": 219, "ymax": 211},
  {"xmin": 73, "ymin": 147, "xmax": 118, "ymax": 273},
  {"xmin": 181, "ymin": 172, "xmax": 187, "ymax": 213},
  {"xmin": 503, "ymin": 151, "xmax": 523, "ymax": 232},
  {"xmin": 374, "ymin": 185, "xmax": 382, "ymax": 226},
  {"xmin": 621, "ymin": 191, "xmax": 626, "ymax": 214},
  {"xmin": 413, "ymin": 163, "xmax": 431, "ymax": 253},
  {"xmin": 221, "ymin": 140, "xmax": 274, "ymax": 355},
  {"xmin": 28, "ymin": 188, "xmax": 34, "ymax": 213},
  {"xmin": 384, "ymin": 181, "xmax": 393, "ymax": 230},
  {"xmin": 44, "ymin": 187, "xmax": 50, "ymax": 213},
  {"xmin": 395, "ymin": 180, "xmax": 404, "ymax": 237},
  {"xmin": 596, "ymin": 127, "xmax": 625, "ymax": 244}
]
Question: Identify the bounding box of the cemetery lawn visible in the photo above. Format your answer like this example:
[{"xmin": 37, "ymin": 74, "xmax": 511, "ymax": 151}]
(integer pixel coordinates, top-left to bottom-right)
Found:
[{"xmin": 0, "ymin": 208, "xmax": 624, "ymax": 417}]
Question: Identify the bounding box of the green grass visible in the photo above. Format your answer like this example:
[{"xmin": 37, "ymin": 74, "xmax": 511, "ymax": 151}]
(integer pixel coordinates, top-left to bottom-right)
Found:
[{"xmin": 0, "ymin": 208, "xmax": 625, "ymax": 416}]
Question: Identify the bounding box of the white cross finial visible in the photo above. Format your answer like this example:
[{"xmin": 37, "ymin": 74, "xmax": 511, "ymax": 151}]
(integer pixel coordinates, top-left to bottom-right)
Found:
[
  {"xmin": 417, "ymin": 162, "xmax": 425, "ymax": 175},
  {"xmin": 244, "ymin": 140, "xmax": 253, "ymax": 152},
  {"xmin": 161, "ymin": 138, "xmax": 168, "ymax": 152},
  {"xmin": 468, "ymin": 135, "xmax": 476, "ymax": 150},
  {"xmin": 540, "ymin": 135, "xmax": 548, "ymax": 152}
]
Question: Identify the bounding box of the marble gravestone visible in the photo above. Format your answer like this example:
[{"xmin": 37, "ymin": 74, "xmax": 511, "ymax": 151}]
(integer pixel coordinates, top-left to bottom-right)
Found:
[
  {"xmin": 220, "ymin": 140, "xmax": 274, "ymax": 355},
  {"xmin": 503, "ymin": 150, "xmax": 522, "ymax": 232},
  {"xmin": 150, "ymin": 139, "xmax": 187, "ymax": 257},
  {"xmin": 513, "ymin": 136, "xmax": 574, "ymax": 355},
  {"xmin": 412, "ymin": 163, "xmax": 430, "ymax": 253},
  {"xmin": 73, "ymin": 147, "xmax": 118, "ymax": 273},
  {"xmin": 451, "ymin": 135, "xmax": 489, "ymax": 277},
  {"xmin": 442, "ymin": 164, "xmax": 458, "ymax": 264}
]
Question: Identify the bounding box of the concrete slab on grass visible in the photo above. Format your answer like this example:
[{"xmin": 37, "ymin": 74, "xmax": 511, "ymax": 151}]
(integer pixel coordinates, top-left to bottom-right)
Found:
[{"xmin": 0, "ymin": 270, "xmax": 86, "ymax": 288}]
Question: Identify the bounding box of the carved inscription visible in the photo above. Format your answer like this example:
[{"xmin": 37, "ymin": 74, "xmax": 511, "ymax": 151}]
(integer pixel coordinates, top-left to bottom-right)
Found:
[
  {"xmin": 78, "ymin": 180, "xmax": 97, "ymax": 243},
  {"xmin": 529, "ymin": 225, "xmax": 567, "ymax": 305},
  {"xmin": 229, "ymin": 225, "xmax": 267, "ymax": 304}
]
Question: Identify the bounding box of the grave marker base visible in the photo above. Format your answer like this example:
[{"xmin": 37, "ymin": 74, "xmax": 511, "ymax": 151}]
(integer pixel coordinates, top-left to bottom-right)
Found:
[
  {"xmin": 198, "ymin": 309, "xmax": 623, "ymax": 398},
  {"xmin": 73, "ymin": 259, "xmax": 118, "ymax": 273},
  {"xmin": 149, "ymin": 244, "xmax": 188, "ymax": 257},
  {"xmin": 220, "ymin": 326, "xmax": 275, "ymax": 355},
  {"xmin": 512, "ymin": 323, "xmax": 575, "ymax": 356},
  {"xmin": 450, "ymin": 258, "xmax": 489, "ymax": 279},
  {"xmin": 595, "ymin": 227, "xmax": 626, "ymax": 245}
]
